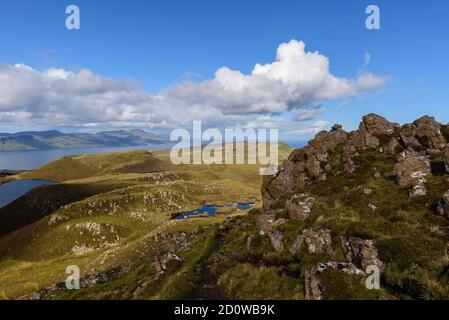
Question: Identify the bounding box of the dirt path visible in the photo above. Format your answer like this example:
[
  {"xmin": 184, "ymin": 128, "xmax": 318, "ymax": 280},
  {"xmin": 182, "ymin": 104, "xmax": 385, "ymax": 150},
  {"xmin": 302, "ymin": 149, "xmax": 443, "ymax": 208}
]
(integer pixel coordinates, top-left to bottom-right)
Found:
[{"xmin": 190, "ymin": 233, "xmax": 228, "ymax": 300}]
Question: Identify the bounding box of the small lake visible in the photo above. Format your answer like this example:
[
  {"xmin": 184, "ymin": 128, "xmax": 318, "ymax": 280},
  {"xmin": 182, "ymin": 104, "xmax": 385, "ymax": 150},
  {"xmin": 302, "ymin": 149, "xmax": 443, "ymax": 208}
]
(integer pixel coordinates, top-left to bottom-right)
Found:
[
  {"xmin": 174, "ymin": 203, "xmax": 255, "ymax": 220},
  {"xmin": 0, "ymin": 144, "xmax": 172, "ymax": 170},
  {"xmin": 0, "ymin": 180, "xmax": 55, "ymax": 208}
]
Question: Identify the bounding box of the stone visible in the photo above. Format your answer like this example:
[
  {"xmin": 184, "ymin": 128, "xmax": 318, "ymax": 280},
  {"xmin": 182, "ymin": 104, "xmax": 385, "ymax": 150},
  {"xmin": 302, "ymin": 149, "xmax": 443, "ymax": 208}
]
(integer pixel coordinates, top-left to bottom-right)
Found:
[
  {"xmin": 154, "ymin": 252, "xmax": 183, "ymax": 273},
  {"xmin": 289, "ymin": 228, "xmax": 334, "ymax": 256},
  {"xmin": 342, "ymin": 145, "xmax": 357, "ymax": 174},
  {"xmin": 384, "ymin": 138, "xmax": 401, "ymax": 155},
  {"xmin": 409, "ymin": 184, "xmax": 427, "ymax": 198},
  {"xmin": 304, "ymin": 270, "xmax": 322, "ymax": 300},
  {"xmin": 332, "ymin": 124, "xmax": 343, "ymax": 131},
  {"xmin": 268, "ymin": 230, "xmax": 284, "ymax": 253},
  {"xmin": 302, "ymin": 228, "xmax": 334, "ymax": 255},
  {"xmin": 340, "ymin": 236, "xmax": 384, "ymax": 271},
  {"xmin": 361, "ymin": 114, "xmax": 395, "ymax": 137},
  {"xmin": 393, "ymin": 148, "xmax": 431, "ymax": 197},
  {"xmin": 246, "ymin": 235, "xmax": 255, "ymax": 250},
  {"xmin": 368, "ymin": 203, "xmax": 378, "ymax": 211},
  {"xmin": 285, "ymin": 195, "xmax": 315, "ymax": 221},
  {"xmin": 400, "ymin": 123, "xmax": 422, "ymax": 148},
  {"xmin": 304, "ymin": 261, "xmax": 365, "ymax": 300},
  {"xmin": 413, "ymin": 116, "xmax": 447, "ymax": 149},
  {"xmin": 363, "ymin": 188, "xmax": 373, "ymax": 195},
  {"xmin": 436, "ymin": 190, "xmax": 449, "ymax": 219}
]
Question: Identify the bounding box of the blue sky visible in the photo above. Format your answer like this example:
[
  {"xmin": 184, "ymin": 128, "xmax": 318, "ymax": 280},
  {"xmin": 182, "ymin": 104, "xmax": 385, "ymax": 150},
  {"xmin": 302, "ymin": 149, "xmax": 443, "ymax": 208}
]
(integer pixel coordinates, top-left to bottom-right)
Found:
[{"xmin": 0, "ymin": 0, "xmax": 448, "ymax": 140}]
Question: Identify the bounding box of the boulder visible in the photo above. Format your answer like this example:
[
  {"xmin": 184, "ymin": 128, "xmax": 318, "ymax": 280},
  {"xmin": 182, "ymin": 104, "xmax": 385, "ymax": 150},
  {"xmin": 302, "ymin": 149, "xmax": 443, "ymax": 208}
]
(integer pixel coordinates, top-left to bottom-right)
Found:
[
  {"xmin": 268, "ymin": 230, "xmax": 284, "ymax": 253},
  {"xmin": 290, "ymin": 228, "xmax": 334, "ymax": 255},
  {"xmin": 437, "ymin": 190, "xmax": 449, "ymax": 219},
  {"xmin": 400, "ymin": 123, "xmax": 422, "ymax": 148},
  {"xmin": 413, "ymin": 116, "xmax": 447, "ymax": 149},
  {"xmin": 384, "ymin": 137, "xmax": 401, "ymax": 155},
  {"xmin": 348, "ymin": 130, "xmax": 379, "ymax": 152},
  {"xmin": 342, "ymin": 145, "xmax": 357, "ymax": 174},
  {"xmin": 340, "ymin": 236, "xmax": 384, "ymax": 270},
  {"xmin": 285, "ymin": 195, "xmax": 315, "ymax": 221},
  {"xmin": 393, "ymin": 148, "xmax": 431, "ymax": 197},
  {"xmin": 154, "ymin": 252, "xmax": 183, "ymax": 273},
  {"xmin": 361, "ymin": 114, "xmax": 395, "ymax": 137},
  {"xmin": 409, "ymin": 184, "xmax": 427, "ymax": 198}
]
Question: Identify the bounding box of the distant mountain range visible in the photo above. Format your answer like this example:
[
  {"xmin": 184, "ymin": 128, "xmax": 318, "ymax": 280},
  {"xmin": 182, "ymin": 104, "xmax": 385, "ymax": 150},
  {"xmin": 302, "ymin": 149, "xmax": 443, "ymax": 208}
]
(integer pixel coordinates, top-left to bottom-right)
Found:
[{"xmin": 0, "ymin": 129, "xmax": 167, "ymax": 151}]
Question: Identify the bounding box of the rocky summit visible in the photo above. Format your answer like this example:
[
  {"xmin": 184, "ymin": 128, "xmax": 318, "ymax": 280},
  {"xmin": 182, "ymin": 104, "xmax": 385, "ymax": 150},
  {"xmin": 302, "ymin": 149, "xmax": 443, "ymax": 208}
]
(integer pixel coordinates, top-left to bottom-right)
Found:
[{"xmin": 255, "ymin": 114, "xmax": 449, "ymax": 299}]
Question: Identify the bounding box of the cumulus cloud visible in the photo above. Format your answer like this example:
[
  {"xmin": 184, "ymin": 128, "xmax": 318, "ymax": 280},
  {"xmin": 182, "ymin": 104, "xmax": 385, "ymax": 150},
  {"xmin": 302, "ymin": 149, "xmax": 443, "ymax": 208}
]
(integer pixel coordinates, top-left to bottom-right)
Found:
[
  {"xmin": 0, "ymin": 40, "xmax": 388, "ymax": 137},
  {"xmin": 166, "ymin": 40, "xmax": 387, "ymax": 114}
]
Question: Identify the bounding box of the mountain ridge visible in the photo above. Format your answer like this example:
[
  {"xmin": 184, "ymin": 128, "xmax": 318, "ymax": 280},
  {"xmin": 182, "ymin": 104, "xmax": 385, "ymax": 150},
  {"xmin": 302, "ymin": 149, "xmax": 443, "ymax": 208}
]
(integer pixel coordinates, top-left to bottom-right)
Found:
[{"xmin": 0, "ymin": 129, "xmax": 167, "ymax": 151}]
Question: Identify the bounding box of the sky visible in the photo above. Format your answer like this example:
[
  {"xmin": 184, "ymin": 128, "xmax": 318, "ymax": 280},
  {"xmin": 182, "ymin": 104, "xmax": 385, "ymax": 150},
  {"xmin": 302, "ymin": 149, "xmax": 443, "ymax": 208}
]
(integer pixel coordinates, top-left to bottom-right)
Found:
[{"xmin": 0, "ymin": 0, "xmax": 448, "ymax": 141}]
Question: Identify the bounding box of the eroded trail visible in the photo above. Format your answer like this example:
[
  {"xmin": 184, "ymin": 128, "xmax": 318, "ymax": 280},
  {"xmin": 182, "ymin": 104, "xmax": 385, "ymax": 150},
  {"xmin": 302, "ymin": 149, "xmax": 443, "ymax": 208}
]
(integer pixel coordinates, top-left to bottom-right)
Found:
[{"xmin": 190, "ymin": 233, "xmax": 228, "ymax": 300}]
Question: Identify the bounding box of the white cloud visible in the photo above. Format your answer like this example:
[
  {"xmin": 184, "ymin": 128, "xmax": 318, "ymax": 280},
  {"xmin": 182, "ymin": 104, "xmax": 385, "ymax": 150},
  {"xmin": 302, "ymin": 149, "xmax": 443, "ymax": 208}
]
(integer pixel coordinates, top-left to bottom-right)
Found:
[
  {"xmin": 293, "ymin": 105, "xmax": 325, "ymax": 122},
  {"xmin": 166, "ymin": 40, "xmax": 387, "ymax": 115},
  {"xmin": 0, "ymin": 40, "xmax": 388, "ymax": 138}
]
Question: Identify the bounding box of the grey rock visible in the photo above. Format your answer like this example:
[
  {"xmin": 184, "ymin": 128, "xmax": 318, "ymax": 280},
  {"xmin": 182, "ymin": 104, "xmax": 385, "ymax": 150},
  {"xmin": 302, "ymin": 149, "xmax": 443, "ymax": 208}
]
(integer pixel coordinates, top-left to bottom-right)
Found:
[
  {"xmin": 268, "ymin": 231, "xmax": 284, "ymax": 253},
  {"xmin": 340, "ymin": 236, "xmax": 384, "ymax": 271},
  {"xmin": 437, "ymin": 190, "xmax": 449, "ymax": 219},
  {"xmin": 154, "ymin": 252, "xmax": 183, "ymax": 273},
  {"xmin": 285, "ymin": 195, "xmax": 315, "ymax": 221}
]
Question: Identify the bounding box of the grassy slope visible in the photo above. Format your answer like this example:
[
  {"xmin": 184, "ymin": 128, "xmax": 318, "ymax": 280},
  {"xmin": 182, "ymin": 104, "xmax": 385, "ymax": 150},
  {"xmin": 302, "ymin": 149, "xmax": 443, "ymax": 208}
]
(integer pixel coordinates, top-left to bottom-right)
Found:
[
  {"xmin": 0, "ymin": 144, "xmax": 292, "ymax": 299},
  {"xmin": 208, "ymin": 147, "xmax": 449, "ymax": 300}
]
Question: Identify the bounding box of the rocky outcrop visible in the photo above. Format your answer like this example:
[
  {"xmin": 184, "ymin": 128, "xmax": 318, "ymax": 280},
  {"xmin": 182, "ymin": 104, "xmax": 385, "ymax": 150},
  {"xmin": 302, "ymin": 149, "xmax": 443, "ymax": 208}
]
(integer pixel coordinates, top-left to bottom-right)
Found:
[
  {"xmin": 262, "ymin": 125, "xmax": 347, "ymax": 212},
  {"xmin": 261, "ymin": 113, "xmax": 448, "ymax": 211},
  {"xmin": 437, "ymin": 190, "xmax": 449, "ymax": 219},
  {"xmin": 290, "ymin": 228, "xmax": 333, "ymax": 256},
  {"xmin": 285, "ymin": 194, "xmax": 315, "ymax": 221},
  {"xmin": 393, "ymin": 148, "xmax": 431, "ymax": 197},
  {"xmin": 399, "ymin": 117, "xmax": 447, "ymax": 150},
  {"xmin": 340, "ymin": 236, "xmax": 384, "ymax": 271},
  {"xmin": 304, "ymin": 262, "xmax": 365, "ymax": 300}
]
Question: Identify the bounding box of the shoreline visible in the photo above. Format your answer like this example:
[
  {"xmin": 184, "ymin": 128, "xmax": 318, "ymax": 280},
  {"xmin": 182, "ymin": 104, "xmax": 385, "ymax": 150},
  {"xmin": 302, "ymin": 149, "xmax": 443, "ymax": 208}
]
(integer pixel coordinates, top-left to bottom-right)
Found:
[{"xmin": 0, "ymin": 170, "xmax": 27, "ymax": 178}]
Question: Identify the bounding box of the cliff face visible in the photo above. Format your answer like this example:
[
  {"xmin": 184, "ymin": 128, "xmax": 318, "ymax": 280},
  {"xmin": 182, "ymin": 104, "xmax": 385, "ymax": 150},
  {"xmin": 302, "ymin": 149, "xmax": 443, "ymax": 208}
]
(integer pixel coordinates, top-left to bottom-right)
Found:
[{"xmin": 262, "ymin": 114, "xmax": 449, "ymax": 212}]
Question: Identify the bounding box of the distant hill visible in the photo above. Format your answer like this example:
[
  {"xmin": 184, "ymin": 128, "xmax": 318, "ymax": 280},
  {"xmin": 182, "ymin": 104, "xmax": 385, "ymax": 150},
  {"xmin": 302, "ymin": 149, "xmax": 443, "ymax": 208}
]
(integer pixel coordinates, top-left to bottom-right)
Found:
[{"xmin": 0, "ymin": 129, "xmax": 167, "ymax": 151}]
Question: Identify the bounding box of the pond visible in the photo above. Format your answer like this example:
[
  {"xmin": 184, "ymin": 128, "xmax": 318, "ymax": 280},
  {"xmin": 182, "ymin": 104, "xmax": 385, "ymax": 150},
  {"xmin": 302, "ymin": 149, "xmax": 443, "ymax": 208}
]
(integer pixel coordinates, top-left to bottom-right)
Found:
[
  {"xmin": 174, "ymin": 203, "xmax": 255, "ymax": 220},
  {"xmin": 0, "ymin": 180, "xmax": 55, "ymax": 208}
]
